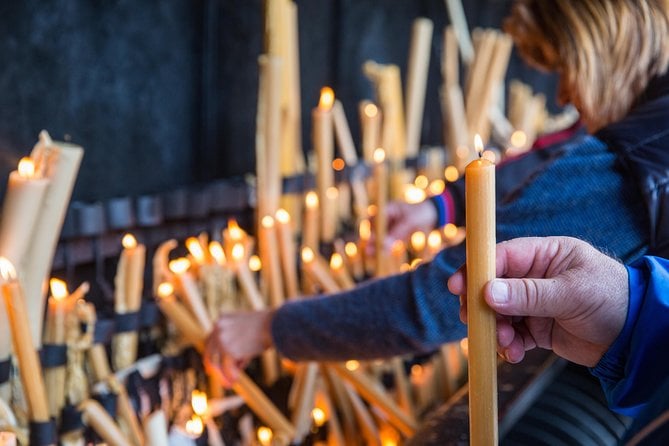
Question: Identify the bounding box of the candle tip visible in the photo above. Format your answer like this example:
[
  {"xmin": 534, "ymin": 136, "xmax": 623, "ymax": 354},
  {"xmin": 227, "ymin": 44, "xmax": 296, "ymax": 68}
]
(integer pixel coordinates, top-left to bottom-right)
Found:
[{"xmin": 0, "ymin": 258, "xmax": 17, "ymax": 281}]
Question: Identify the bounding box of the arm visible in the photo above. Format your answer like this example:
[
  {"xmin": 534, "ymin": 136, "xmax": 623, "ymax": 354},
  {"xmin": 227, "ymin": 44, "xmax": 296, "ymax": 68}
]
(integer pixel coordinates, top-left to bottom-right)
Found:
[{"xmin": 591, "ymin": 256, "xmax": 669, "ymax": 416}]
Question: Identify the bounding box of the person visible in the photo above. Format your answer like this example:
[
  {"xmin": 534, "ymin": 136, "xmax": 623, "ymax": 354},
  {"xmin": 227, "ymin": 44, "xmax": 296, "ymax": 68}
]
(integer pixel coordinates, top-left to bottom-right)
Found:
[
  {"xmin": 451, "ymin": 235, "xmax": 669, "ymax": 444},
  {"xmin": 206, "ymin": 0, "xmax": 669, "ymax": 390}
]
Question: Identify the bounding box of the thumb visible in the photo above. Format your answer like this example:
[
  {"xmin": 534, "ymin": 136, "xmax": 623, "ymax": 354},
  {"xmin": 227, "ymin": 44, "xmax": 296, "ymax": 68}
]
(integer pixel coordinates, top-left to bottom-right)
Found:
[{"xmin": 484, "ymin": 278, "xmax": 568, "ymax": 318}]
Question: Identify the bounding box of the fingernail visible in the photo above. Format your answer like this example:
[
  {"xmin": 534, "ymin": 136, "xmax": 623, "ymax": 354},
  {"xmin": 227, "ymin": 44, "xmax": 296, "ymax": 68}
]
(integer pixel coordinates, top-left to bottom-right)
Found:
[{"xmin": 490, "ymin": 280, "xmax": 509, "ymax": 304}]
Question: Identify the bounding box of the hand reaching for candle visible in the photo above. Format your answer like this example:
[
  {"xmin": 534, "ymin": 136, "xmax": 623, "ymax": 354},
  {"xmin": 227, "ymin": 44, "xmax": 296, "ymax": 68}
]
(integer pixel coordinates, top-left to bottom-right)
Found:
[
  {"xmin": 204, "ymin": 310, "xmax": 275, "ymax": 385},
  {"xmin": 369, "ymin": 200, "xmax": 437, "ymax": 254},
  {"xmin": 449, "ymin": 236, "xmax": 628, "ymax": 367}
]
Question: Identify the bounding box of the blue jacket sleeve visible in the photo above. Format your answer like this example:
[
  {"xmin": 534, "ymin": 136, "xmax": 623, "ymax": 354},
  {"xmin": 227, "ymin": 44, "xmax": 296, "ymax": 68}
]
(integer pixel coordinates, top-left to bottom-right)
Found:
[{"xmin": 591, "ymin": 256, "xmax": 669, "ymax": 416}]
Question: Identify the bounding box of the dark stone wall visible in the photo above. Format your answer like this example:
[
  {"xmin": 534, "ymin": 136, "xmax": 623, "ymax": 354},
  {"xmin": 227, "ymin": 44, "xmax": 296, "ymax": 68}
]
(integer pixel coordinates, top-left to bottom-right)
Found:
[{"xmin": 0, "ymin": 0, "xmax": 559, "ymax": 203}]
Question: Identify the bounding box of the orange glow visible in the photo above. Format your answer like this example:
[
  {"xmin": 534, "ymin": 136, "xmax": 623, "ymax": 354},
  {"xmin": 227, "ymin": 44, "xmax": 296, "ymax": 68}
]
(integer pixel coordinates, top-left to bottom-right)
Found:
[
  {"xmin": 332, "ymin": 158, "xmax": 345, "ymax": 171},
  {"xmin": 359, "ymin": 219, "xmax": 371, "ymax": 241},
  {"xmin": 329, "ymin": 253, "xmax": 344, "ymax": 270},
  {"xmin": 319, "ymin": 87, "xmax": 335, "ymax": 110},
  {"xmin": 185, "ymin": 237, "xmax": 205, "ymax": 264},
  {"xmin": 249, "ymin": 255, "xmax": 262, "ymax": 272},
  {"xmin": 428, "ymin": 180, "xmax": 446, "ymax": 195},
  {"xmin": 261, "ymin": 215, "xmax": 275, "ymax": 229},
  {"xmin": 364, "ymin": 103, "xmax": 378, "ymax": 118},
  {"xmin": 208, "ymin": 241, "xmax": 226, "ymax": 265},
  {"xmin": 122, "ymin": 233, "xmax": 138, "ymax": 250},
  {"xmin": 257, "ymin": 427, "xmax": 273, "ymax": 446},
  {"xmin": 344, "ymin": 242, "xmax": 358, "ymax": 257},
  {"xmin": 404, "ymin": 184, "xmax": 426, "ymax": 204},
  {"xmin": 301, "ymin": 247, "xmax": 315, "ymax": 264},
  {"xmin": 185, "ymin": 415, "xmax": 204, "ymax": 437},
  {"xmin": 191, "ymin": 390, "xmax": 208, "ymax": 416},
  {"xmin": 443, "ymin": 223, "xmax": 458, "ymax": 239},
  {"xmin": 49, "ymin": 278, "xmax": 68, "ymax": 301},
  {"xmin": 17, "ymin": 157, "xmax": 35, "ymax": 179},
  {"xmin": 414, "ymin": 175, "xmax": 428, "ymax": 190},
  {"xmin": 305, "ymin": 191, "xmax": 319, "ymax": 209},
  {"xmin": 444, "ymin": 165, "xmax": 459, "ymax": 182},
  {"xmin": 312, "ymin": 407, "xmax": 327, "ymax": 427},
  {"xmin": 275, "ymin": 208, "xmax": 291, "ymax": 224},
  {"xmin": 428, "ymin": 230, "xmax": 442, "ymax": 249},
  {"xmin": 345, "ymin": 360, "xmax": 360, "ymax": 371},
  {"xmin": 156, "ymin": 282, "xmax": 174, "ymax": 298},
  {"xmin": 231, "ymin": 243, "xmax": 245, "ymax": 262},
  {"xmin": 227, "ymin": 219, "xmax": 244, "ymax": 241},
  {"xmin": 391, "ymin": 240, "xmax": 405, "ymax": 256},
  {"xmin": 510, "ymin": 130, "xmax": 527, "ymax": 148},
  {"xmin": 460, "ymin": 337, "xmax": 469, "ymax": 358},
  {"xmin": 373, "ymin": 148, "xmax": 386, "ymax": 163},
  {"xmin": 169, "ymin": 258, "xmax": 191, "ymax": 275},
  {"xmin": 410, "ymin": 231, "xmax": 426, "ymax": 252}
]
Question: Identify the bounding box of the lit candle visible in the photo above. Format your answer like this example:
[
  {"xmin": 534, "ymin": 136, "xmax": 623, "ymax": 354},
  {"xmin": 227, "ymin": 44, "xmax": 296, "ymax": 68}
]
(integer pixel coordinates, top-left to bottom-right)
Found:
[
  {"xmin": 300, "ymin": 248, "xmax": 340, "ymax": 294},
  {"xmin": 373, "ymin": 148, "xmax": 389, "ymax": 277},
  {"xmin": 303, "ymin": 191, "xmax": 320, "ymax": 253},
  {"xmin": 329, "ymin": 253, "xmax": 355, "ymax": 290},
  {"xmin": 465, "ymin": 135, "xmax": 497, "ymax": 445},
  {"xmin": 275, "ymin": 209, "xmax": 300, "ymax": 299},
  {"xmin": 231, "ymin": 243, "xmax": 266, "ymax": 311},
  {"xmin": 156, "ymin": 283, "xmax": 208, "ymax": 351},
  {"xmin": 410, "ymin": 231, "xmax": 427, "ymax": 258},
  {"xmin": 44, "ymin": 278, "xmax": 69, "ymax": 417},
  {"xmin": 0, "ymin": 258, "xmax": 49, "ymax": 422},
  {"xmin": 359, "ymin": 101, "xmax": 382, "ymax": 163},
  {"xmin": 344, "ymin": 241, "xmax": 364, "ymax": 281},
  {"xmin": 313, "ymin": 87, "xmax": 336, "ymax": 242},
  {"xmin": 192, "ymin": 390, "xmax": 224, "ymax": 446},
  {"xmin": 358, "ymin": 218, "xmax": 374, "ymax": 276},
  {"xmin": 427, "ymin": 229, "xmax": 443, "ymax": 259},
  {"xmin": 169, "ymin": 258, "xmax": 213, "ymax": 333},
  {"xmin": 22, "ymin": 134, "xmax": 83, "ymax": 348},
  {"xmin": 113, "ymin": 233, "xmax": 146, "ymax": 370},
  {"xmin": 259, "ymin": 215, "xmax": 285, "ymax": 308}
]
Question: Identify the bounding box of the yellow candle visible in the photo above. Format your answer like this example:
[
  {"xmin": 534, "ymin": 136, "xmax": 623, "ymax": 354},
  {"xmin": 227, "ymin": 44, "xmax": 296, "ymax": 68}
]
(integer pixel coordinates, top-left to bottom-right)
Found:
[
  {"xmin": 373, "ymin": 149, "xmax": 389, "ymax": 277},
  {"xmin": 231, "ymin": 243, "xmax": 266, "ymax": 311},
  {"xmin": 169, "ymin": 258, "xmax": 212, "ymax": 333},
  {"xmin": 303, "ymin": 191, "xmax": 320, "ymax": 253},
  {"xmin": 0, "ymin": 258, "xmax": 49, "ymax": 422},
  {"xmin": 156, "ymin": 283, "xmax": 208, "ymax": 351},
  {"xmin": 359, "ymin": 101, "xmax": 382, "ymax": 163},
  {"xmin": 259, "ymin": 215, "xmax": 285, "ymax": 308},
  {"xmin": 344, "ymin": 241, "xmax": 364, "ymax": 280},
  {"xmin": 275, "ymin": 209, "xmax": 300, "ymax": 298},
  {"xmin": 313, "ymin": 87, "xmax": 336, "ymax": 243},
  {"xmin": 300, "ymin": 248, "xmax": 340, "ymax": 294},
  {"xmin": 44, "ymin": 278, "xmax": 69, "ymax": 417},
  {"xmin": 329, "ymin": 253, "xmax": 355, "ymax": 290},
  {"xmin": 464, "ymin": 141, "xmax": 497, "ymax": 445}
]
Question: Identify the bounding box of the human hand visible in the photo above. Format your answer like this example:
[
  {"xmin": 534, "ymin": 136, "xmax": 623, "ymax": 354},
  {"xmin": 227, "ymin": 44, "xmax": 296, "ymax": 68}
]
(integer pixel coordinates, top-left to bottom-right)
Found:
[
  {"xmin": 204, "ymin": 310, "xmax": 275, "ymax": 385},
  {"xmin": 369, "ymin": 200, "xmax": 437, "ymax": 255},
  {"xmin": 448, "ymin": 236, "xmax": 628, "ymax": 367}
]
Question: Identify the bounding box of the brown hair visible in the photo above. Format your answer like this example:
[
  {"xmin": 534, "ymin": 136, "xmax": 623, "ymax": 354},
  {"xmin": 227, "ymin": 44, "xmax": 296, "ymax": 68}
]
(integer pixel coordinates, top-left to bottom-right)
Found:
[{"xmin": 504, "ymin": 0, "xmax": 669, "ymax": 132}]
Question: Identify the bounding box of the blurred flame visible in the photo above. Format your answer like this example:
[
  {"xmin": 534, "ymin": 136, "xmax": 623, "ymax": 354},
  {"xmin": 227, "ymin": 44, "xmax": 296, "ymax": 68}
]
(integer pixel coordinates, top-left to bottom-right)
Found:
[
  {"xmin": 319, "ymin": 87, "xmax": 335, "ymax": 110},
  {"xmin": 191, "ymin": 390, "xmax": 208, "ymax": 416},
  {"xmin": 301, "ymin": 247, "xmax": 315, "ymax": 264},
  {"xmin": 373, "ymin": 148, "xmax": 386, "ymax": 163},
  {"xmin": 186, "ymin": 237, "xmax": 205, "ymax": 264},
  {"xmin": 49, "ymin": 278, "xmax": 68, "ymax": 301},
  {"xmin": 122, "ymin": 234, "xmax": 137, "ymax": 249},
  {"xmin": 157, "ymin": 282, "xmax": 174, "ymax": 298},
  {"xmin": 0, "ymin": 258, "xmax": 17, "ymax": 281},
  {"xmin": 168, "ymin": 258, "xmax": 191, "ymax": 275},
  {"xmin": 17, "ymin": 157, "xmax": 35, "ymax": 179}
]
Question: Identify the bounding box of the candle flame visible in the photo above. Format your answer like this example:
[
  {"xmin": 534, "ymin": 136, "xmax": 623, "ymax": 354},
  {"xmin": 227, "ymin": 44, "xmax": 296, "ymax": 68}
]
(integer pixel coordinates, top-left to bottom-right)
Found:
[
  {"xmin": 191, "ymin": 390, "xmax": 208, "ymax": 416},
  {"xmin": 227, "ymin": 219, "xmax": 244, "ymax": 241},
  {"xmin": 329, "ymin": 253, "xmax": 344, "ymax": 270},
  {"xmin": 17, "ymin": 157, "xmax": 35, "ymax": 179},
  {"xmin": 301, "ymin": 247, "xmax": 315, "ymax": 264},
  {"xmin": 185, "ymin": 415, "xmax": 204, "ymax": 437},
  {"xmin": 364, "ymin": 102, "xmax": 378, "ymax": 118},
  {"xmin": 429, "ymin": 180, "xmax": 446, "ymax": 195},
  {"xmin": 208, "ymin": 241, "xmax": 226, "ymax": 265},
  {"xmin": 373, "ymin": 148, "xmax": 386, "ymax": 163},
  {"xmin": 49, "ymin": 278, "xmax": 68, "ymax": 301},
  {"xmin": 414, "ymin": 175, "xmax": 428, "ymax": 190},
  {"xmin": 257, "ymin": 427, "xmax": 273, "ymax": 446},
  {"xmin": 0, "ymin": 258, "xmax": 17, "ymax": 282},
  {"xmin": 428, "ymin": 230, "xmax": 442, "ymax": 249},
  {"xmin": 312, "ymin": 407, "xmax": 327, "ymax": 427},
  {"xmin": 344, "ymin": 242, "xmax": 358, "ymax": 257},
  {"xmin": 249, "ymin": 255, "xmax": 262, "ymax": 272},
  {"xmin": 359, "ymin": 219, "xmax": 371, "ymax": 241},
  {"xmin": 332, "ymin": 158, "xmax": 345, "ymax": 171},
  {"xmin": 275, "ymin": 208, "xmax": 291, "ymax": 224},
  {"xmin": 318, "ymin": 87, "xmax": 335, "ymax": 110},
  {"xmin": 261, "ymin": 215, "xmax": 275, "ymax": 229},
  {"xmin": 410, "ymin": 231, "xmax": 426, "ymax": 251},
  {"xmin": 474, "ymin": 134, "xmax": 484, "ymax": 156},
  {"xmin": 403, "ymin": 184, "xmax": 426, "ymax": 204},
  {"xmin": 444, "ymin": 165, "xmax": 459, "ymax": 182},
  {"xmin": 231, "ymin": 243, "xmax": 245, "ymax": 262},
  {"xmin": 168, "ymin": 258, "xmax": 191, "ymax": 275},
  {"xmin": 510, "ymin": 130, "xmax": 528, "ymax": 148},
  {"xmin": 122, "ymin": 233, "xmax": 137, "ymax": 249},
  {"xmin": 411, "ymin": 364, "xmax": 424, "ymax": 378},
  {"xmin": 345, "ymin": 360, "xmax": 360, "ymax": 371},
  {"xmin": 157, "ymin": 282, "xmax": 174, "ymax": 298},
  {"xmin": 443, "ymin": 223, "xmax": 458, "ymax": 239},
  {"xmin": 305, "ymin": 191, "xmax": 319, "ymax": 209},
  {"xmin": 186, "ymin": 237, "xmax": 206, "ymax": 264}
]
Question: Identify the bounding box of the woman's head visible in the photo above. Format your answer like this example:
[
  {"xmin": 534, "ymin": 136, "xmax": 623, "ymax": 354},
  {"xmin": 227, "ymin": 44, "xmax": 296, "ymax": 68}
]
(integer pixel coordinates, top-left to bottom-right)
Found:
[{"xmin": 504, "ymin": 0, "xmax": 669, "ymax": 132}]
